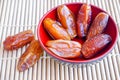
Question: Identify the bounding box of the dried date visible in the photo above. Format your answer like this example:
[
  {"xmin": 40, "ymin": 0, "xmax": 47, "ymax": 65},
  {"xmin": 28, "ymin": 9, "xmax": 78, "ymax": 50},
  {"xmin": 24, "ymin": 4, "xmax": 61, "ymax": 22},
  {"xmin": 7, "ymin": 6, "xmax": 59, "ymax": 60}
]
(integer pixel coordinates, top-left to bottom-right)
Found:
[
  {"xmin": 57, "ymin": 5, "xmax": 77, "ymax": 39},
  {"xmin": 43, "ymin": 18, "xmax": 70, "ymax": 40},
  {"xmin": 46, "ymin": 40, "xmax": 81, "ymax": 58},
  {"xmin": 81, "ymin": 34, "xmax": 111, "ymax": 58},
  {"xmin": 87, "ymin": 12, "xmax": 109, "ymax": 39},
  {"xmin": 77, "ymin": 4, "xmax": 91, "ymax": 38},
  {"xmin": 17, "ymin": 40, "xmax": 43, "ymax": 72},
  {"xmin": 3, "ymin": 30, "xmax": 34, "ymax": 50}
]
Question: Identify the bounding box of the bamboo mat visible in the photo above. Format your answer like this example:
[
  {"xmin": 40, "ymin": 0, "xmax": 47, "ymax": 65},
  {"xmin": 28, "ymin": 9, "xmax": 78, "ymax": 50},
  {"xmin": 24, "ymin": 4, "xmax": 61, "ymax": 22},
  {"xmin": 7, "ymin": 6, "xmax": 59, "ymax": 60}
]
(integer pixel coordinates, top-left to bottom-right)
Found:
[{"xmin": 0, "ymin": 0, "xmax": 120, "ymax": 80}]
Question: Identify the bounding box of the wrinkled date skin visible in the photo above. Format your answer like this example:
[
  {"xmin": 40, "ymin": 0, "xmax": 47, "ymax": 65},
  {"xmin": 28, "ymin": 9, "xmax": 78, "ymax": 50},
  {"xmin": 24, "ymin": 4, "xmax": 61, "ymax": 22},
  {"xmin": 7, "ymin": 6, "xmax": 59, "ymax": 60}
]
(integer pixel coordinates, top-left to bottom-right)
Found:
[
  {"xmin": 17, "ymin": 40, "xmax": 43, "ymax": 72},
  {"xmin": 77, "ymin": 4, "xmax": 92, "ymax": 38},
  {"xmin": 3, "ymin": 30, "xmax": 34, "ymax": 50},
  {"xmin": 87, "ymin": 12, "xmax": 109, "ymax": 39},
  {"xmin": 43, "ymin": 18, "xmax": 70, "ymax": 40},
  {"xmin": 81, "ymin": 34, "xmax": 111, "ymax": 58},
  {"xmin": 57, "ymin": 5, "xmax": 77, "ymax": 39},
  {"xmin": 46, "ymin": 40, "xmax": 81, "ymax": 58}
]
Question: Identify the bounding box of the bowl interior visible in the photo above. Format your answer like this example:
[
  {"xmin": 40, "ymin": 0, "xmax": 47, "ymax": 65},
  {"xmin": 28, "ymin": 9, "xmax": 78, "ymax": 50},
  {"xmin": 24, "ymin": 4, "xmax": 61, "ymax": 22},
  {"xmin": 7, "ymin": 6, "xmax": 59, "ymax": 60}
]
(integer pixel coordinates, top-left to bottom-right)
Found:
[{"xmin": 37, "ymin": 3, "xmax": 118, "ymax": 63}]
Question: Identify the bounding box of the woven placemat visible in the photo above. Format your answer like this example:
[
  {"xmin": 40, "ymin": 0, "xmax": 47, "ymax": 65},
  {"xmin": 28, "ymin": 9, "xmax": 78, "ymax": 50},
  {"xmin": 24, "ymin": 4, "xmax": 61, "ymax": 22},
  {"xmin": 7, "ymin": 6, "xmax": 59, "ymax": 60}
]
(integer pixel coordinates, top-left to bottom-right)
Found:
[{"xmin": 0, "ymin": 0, "xmax": 120, "ymax": 80}]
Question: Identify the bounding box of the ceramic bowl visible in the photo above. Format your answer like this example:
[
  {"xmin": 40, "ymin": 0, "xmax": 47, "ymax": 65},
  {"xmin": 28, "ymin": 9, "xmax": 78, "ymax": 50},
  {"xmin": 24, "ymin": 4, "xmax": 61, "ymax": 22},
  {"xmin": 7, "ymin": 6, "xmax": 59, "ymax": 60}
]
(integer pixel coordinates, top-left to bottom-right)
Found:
[{"xmin": 37, "ymin": 3, "xmax": 118, "ymax": 64}]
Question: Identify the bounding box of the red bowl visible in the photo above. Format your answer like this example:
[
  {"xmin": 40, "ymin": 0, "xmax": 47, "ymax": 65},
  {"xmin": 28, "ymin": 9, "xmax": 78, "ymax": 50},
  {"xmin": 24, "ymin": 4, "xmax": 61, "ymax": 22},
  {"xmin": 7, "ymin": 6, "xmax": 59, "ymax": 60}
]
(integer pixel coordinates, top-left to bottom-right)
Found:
[{"xmin": 37, "ymin": 3, "xmax": 118, "ymax": 64}]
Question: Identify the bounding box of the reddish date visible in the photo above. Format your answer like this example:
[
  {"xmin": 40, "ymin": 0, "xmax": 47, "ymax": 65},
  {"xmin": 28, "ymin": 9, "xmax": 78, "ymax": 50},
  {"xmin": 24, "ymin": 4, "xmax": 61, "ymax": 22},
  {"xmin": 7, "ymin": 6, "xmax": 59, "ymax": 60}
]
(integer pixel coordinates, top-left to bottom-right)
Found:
[
  {"xmin": 77, "ymin": 4, "xmax": 92, "ymax": 38},
  {"xmin": 46, "ymin": 40, "xmax": 81, "ymax": 58},
  {"xmin": 87, "ymin": 12, "xmax": 109, "ymax": 39},
  {"xmin": 3, "ymin": 30, "xmax": 34, "ymax": 50},
  {"xmin": 81, "ymin": 34, "xmax": 111, "ymax": 58},
  {"xmin": 57, "ymin": 5, "xmax": 77, "ymax": 39},
  {"xmin": 17, "ymin": 40, "xmax": 43, "ymax": 72},
  {"xmin": 43, "ymin": 18, "xmax": 70, "ymax": 40}
]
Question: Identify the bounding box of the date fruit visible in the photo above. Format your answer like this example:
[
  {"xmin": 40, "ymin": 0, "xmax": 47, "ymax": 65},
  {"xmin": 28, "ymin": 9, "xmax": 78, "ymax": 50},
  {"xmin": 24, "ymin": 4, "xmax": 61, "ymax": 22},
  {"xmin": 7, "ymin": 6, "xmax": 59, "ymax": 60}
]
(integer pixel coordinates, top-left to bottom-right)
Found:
[
  {"xmin": 17, "ymin": 40, "xmax": 43, "ymax": 72},
  {"xmin": 87, "ymin": 12, "xmax": 109, "ymax": 39},
  {"xmin": 57, "ymin": 5, "xmax": 77, "ymax": 39},
  {"xmin": 46, "ymin": 40, "xmax": 81, "ymax": 58},
  {"xmin": 77, "ymin": 4, "xmax": 91, "ymax": 38},
  {"xmin": 3, "ymin": 30, "xmax": 34, "ymax": 50},
  {"xmin": 81, "ymin": 34, "xmax": 111, "ymax": 58},
  {"xmin": 43, "ymin": 18, "xmax": 70, "ymax": 40}
]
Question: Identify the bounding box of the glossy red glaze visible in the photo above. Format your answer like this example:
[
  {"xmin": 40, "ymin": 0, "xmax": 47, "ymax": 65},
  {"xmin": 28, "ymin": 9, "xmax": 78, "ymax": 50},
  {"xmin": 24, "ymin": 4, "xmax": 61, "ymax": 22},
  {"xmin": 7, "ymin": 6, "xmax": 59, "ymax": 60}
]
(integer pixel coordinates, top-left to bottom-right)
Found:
[{"xmin": 37, "ymin": 3, "xmax": 118, "ymax": 63}]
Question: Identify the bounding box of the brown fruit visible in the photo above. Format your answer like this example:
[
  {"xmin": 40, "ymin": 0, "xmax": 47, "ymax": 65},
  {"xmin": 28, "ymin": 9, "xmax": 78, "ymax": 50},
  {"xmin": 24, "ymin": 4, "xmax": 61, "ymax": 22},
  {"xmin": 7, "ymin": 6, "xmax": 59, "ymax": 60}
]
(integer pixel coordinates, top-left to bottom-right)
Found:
[
  {"xmin": 43, "ymin": 18, "xmax": 70, "ymax": 40},
  {"xmin": 3, "ymin": 30, "xmax": 34, "ymax": 50},
  {"xmin": 82, "ymin": 34, "xmax": 112, "ymax": 58},
  {"xmin": 87, "ymin": 12, "xmax": 109, "ymax": 39},
  {"xmin": 77, "ymin": 4, "xmax": 92, "ymax": 38},
  {"xmin": 57, "ymin": 5, "xmax": 77, "ymax": 39},
  {"xmin": 17, "ymin": 40, "xmax": 43, "ymax": 72},
  {"xmin": 46, "ymin": 40, "xmax": 81, "ymax": 58}
]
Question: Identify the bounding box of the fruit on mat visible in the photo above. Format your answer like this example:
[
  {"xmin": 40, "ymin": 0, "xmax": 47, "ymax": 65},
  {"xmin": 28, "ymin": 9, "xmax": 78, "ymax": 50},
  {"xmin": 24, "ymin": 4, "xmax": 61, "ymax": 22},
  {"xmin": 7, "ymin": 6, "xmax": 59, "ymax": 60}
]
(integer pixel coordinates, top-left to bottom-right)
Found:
[{"xmin": 17, "ymin": 40, "xmax": 43, "ymax": 72}]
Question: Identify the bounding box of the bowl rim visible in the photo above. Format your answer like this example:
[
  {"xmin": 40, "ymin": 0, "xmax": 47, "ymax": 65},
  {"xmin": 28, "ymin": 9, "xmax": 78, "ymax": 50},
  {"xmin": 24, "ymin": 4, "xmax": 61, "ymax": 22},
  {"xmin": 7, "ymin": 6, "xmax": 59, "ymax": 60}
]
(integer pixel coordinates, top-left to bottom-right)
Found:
[{"xmin": 37, "ymin": 2, "xmax": 119, "ymax": 64}]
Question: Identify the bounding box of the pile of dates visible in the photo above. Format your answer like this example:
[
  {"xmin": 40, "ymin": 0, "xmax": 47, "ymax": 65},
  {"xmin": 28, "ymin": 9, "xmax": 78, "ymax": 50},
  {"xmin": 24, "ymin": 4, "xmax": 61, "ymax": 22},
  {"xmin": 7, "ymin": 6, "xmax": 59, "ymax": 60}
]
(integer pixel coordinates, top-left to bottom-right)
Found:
[
  {"xmin": 44, "ymin": 4, "xmax": 112, "ymax": 59},
  {"xmin": 3, "ymin": 30, "xmax": 43, "ymax": 72}
]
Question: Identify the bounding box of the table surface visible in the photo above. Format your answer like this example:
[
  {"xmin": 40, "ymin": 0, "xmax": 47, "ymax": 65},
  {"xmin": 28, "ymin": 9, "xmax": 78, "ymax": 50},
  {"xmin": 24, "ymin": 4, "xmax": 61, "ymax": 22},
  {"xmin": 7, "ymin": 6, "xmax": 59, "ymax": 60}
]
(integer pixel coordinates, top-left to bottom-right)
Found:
[{"xmin": 0, "ymin": 0, "xmax": 120, "ymax": 80}]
